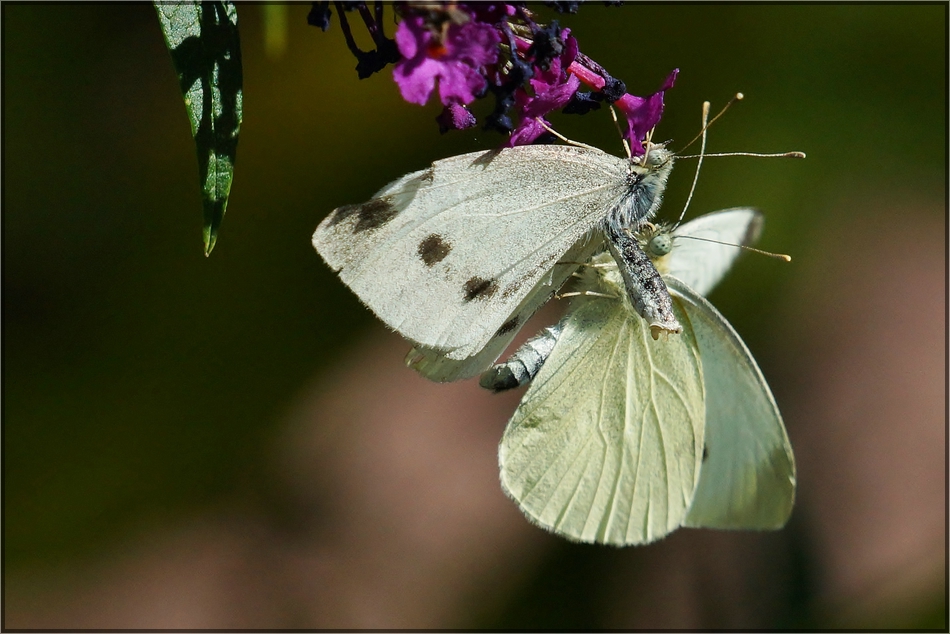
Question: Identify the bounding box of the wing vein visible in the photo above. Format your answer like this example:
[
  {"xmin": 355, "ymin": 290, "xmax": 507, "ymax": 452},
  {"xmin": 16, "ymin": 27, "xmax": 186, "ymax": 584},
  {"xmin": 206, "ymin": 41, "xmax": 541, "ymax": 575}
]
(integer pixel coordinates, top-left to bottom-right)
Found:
[{"xmin": 591, "ymin": 317, "xmax": 627, "ymax": 541}]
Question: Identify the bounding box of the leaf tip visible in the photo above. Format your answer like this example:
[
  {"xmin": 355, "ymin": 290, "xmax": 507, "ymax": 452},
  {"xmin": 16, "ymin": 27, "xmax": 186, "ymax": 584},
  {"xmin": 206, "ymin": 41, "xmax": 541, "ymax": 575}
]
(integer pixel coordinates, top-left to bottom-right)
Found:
[{"xmin": 203, "ymin": 226, "xmax": 218, "ymax": 256}]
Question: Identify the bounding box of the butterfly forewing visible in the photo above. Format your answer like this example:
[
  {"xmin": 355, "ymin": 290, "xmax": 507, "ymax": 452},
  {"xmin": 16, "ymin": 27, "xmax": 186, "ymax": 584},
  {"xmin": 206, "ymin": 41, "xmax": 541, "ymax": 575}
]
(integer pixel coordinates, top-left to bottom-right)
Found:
[
  {"xmin": 406, "ymin": 236, "xmax": 603, "ymax": 381},
  {"xmin": 665, "ymin": 208, "xmax": 762, "ymax": 296},
  {"xmin": 313, "ymin": 145, "xmax": 631, "ymax": 359}
]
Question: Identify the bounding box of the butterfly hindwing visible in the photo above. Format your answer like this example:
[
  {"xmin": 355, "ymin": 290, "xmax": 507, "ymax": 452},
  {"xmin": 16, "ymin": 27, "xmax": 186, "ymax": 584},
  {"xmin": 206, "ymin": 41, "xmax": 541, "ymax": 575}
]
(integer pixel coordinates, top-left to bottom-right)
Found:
[
  {"xmin": 668, "ymin": 277, "xmax": 796, "ymax": 529},
  {"xmin": 498, "ymin": 260, "xmax": 705, "ymax": 545}
]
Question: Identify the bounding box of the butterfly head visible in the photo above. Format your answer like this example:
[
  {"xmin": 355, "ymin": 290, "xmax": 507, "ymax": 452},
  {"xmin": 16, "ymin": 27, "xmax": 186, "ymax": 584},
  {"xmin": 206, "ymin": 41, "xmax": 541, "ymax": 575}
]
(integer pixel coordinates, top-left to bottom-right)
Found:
[
  {"xmin": 637, "ymin": 141, "xmax": 674, "ymax": 169},
  {"xmin": 636, "ymin": 221, "xmax": 676, "ymax": 274}
]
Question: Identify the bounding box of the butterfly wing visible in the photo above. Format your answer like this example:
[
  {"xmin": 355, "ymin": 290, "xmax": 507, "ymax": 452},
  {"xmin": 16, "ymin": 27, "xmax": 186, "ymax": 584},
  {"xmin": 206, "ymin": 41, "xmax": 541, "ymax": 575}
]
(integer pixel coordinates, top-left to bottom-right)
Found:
[
  {"xmin": 499, "ymin": 266, "xmax": 705, "ymax": 545},
  {"xmin": 665, "ymin": 208, "xmax": 763, "ymax": 296},
  {"xmin": 666, "ymin": 277, "xmax": 796, "ymax": 530},
  {"xmin": 404, "ymin": 237, "xmax": 602, "ymax": 381},
  {"xmin": 313, "ymin": 145, "xmax": 629, "ymax": 359}
]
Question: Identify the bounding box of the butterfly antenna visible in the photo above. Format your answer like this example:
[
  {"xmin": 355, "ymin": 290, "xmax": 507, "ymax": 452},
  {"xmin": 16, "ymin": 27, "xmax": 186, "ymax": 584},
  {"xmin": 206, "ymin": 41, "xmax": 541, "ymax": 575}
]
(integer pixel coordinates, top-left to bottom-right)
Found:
[
  {"xmin": 609, "ymin": 105, "xmax": 633, "ymax": 158},
  {"xmin": 676, "ymin": 93, "xmax": 806, "ymax": 160},
  {"xmin": 679, "ymin": 93, "xmax": 744, "ymax": 153},
  {"xmin": 676, "ymin": 235, "xmax": 792, "ymax": 261},
  {"xmin": 679, "ymin": 150, "xmax": 807, "ymax": 159},
  {"xmin": 535, "ymin": 118, "xmax": 600, "ymax": 151},
  {"xmin": 676, "ymin": 101, "xmax": 711, "ymax": 226}
]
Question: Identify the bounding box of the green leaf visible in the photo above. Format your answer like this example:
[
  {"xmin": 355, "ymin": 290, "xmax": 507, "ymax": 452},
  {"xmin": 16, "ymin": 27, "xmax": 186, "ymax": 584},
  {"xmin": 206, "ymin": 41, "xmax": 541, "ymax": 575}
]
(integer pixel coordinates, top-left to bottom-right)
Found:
[{"xmin": 155, "ymin": 1, "xmax": 243, "ymax": 256}]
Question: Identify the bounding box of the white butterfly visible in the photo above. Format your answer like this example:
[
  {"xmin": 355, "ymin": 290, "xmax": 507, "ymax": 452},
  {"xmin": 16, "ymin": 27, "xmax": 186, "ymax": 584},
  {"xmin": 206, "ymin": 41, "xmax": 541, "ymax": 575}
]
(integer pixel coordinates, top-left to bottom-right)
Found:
[
  {"xmin": 483, "ymin": 208, "xmax": 796, "ymax": 545},
  {"xmin": 312, "ymin": 143, "xmax": 680, "ymax": 383}
]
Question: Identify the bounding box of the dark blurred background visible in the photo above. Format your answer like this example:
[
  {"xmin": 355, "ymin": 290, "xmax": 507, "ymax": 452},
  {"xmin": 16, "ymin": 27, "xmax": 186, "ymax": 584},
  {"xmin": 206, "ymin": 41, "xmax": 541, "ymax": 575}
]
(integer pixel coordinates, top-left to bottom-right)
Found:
[{"xmin": 3, "ymin": 3, "xmax": 946, "ymax": 629}]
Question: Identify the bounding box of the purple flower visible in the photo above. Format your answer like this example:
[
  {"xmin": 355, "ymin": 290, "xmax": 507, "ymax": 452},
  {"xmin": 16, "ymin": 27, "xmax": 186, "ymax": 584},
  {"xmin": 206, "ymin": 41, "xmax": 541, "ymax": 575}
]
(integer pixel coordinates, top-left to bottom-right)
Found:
[
  {"xmin": 393, "ymin": 15, "xmax": 501, "ymax": 106},
  {"xmin": 614, "ymin": 69, "xmax": 679, "ymax": 155},
  {"xmin": 527, "ymin": 72, "xmax": 581, "ymax": 119},
  {"xmin": 436, "ymin": 102, "xmax": 477, "ymax": 133},
  {"xmin": 322, "ymin": 3, "xmax": 677, "ymax": 148},
  {"xmin": 504, "ymin": 74, "xmax": 580, "ymax": 146},
  {"xmin": 467, "ymin": 3, "xmax": 516, "ymax": 23},
  {"xmin": 506, "ymin": 92, "xmax": 550, "ymax": 146},
  {"xmin": 505, "ymin": 29, "xmax": 580, "ymax": 146}
]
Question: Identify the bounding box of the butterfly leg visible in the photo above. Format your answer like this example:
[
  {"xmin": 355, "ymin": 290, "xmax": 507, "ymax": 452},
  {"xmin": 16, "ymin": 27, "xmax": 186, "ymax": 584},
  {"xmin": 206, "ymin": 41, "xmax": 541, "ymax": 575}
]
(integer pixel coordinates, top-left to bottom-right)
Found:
[{"xmin": 555, "ymin": 289, "xmax": 616, "ymax": 300}]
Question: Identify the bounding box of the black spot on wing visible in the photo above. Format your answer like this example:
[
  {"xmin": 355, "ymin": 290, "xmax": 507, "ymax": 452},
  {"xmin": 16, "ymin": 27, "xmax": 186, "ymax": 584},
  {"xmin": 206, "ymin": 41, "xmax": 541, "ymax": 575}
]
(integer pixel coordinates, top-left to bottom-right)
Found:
[
  {"xmin": 702, "ymin": 445, "xmax": 709, "ymax": 462},
  {"xmin": 463, "ymin": 277, "xmax": 498, "ymax": 302},
  {"xmin": 496, "ymin": 316, "xmax": 520, "ymax": 336},
  {"xmin": 328, "ymin": 195, "xmax": 399, "ymax": 233},
  {"xmin": 417, "ymin": 234, "xmax": 451, "ymax": 266},
  {"xmin": 502, "ymin": 280, "xmax": 525, "ymax": 300},
  {"xmin": 419, "ymin": 168, "xmax": 435, "ymax": 184}
]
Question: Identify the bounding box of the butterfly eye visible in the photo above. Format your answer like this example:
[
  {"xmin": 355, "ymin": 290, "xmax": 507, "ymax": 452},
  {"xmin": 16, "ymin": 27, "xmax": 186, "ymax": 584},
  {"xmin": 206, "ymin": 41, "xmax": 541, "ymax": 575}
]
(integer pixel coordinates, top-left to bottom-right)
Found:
[
  {"xmin": 648, "ymin": 233, "xmax": 673, "ymax": 257},
  {"xmin": 644, "ymin": 146, "xmax": 671, "ymax": 168}
]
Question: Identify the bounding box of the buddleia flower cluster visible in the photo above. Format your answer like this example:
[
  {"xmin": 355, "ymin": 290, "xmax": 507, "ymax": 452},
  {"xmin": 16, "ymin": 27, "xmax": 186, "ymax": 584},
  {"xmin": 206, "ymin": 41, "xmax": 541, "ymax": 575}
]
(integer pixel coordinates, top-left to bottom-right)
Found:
[{"xmin": 309, "ymin": 1, "xmax": 677, "ymax": 154}]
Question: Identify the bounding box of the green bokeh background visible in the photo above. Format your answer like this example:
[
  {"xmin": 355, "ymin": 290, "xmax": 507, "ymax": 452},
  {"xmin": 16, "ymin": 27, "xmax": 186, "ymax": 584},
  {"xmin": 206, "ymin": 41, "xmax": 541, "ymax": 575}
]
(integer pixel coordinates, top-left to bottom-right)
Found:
[{"xmin": 4, "ymin": 3, "xmax": 946, "ymax": 628}]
